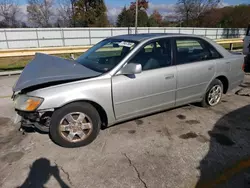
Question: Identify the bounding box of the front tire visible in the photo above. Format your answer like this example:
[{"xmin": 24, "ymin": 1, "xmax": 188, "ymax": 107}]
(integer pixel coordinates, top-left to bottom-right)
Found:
[
  {"xmin": 201, "ymin": 79, "xmax": 223, "ymax": 107},
  {"xmin": 50, "ymin": 102, "xmax": 101, "ymax": 148}
]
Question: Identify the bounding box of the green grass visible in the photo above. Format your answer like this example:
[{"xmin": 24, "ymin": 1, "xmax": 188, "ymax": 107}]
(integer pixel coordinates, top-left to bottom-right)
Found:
[
  {"xmin": 0, "ymin": 53, "xmax": 82, "ymax": 71},
  {"xmin": 0, "ymin": 43, "xmax": 244, "ymax": 71}
]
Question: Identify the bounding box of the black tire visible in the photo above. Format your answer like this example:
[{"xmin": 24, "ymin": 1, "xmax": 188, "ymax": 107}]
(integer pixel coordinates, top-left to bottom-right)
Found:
[
  {"xmin": 245, "ymin": 55, "xmax": 250, "ymax": 72},
  {"xmin": 200, "ymin": 79, "xmax": 223, "ymax": 107},
  {"xmin": 50, "ymin": 102, "xmax": 101, "ymax": 148}
]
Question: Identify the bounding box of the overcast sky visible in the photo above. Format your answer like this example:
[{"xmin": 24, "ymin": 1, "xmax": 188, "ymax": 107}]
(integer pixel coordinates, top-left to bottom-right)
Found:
[
  {"xmin": 106, "ymin": 0, "xmax": 249, "ymax": 23},
  {"xmin": 15, "ymin": 0, "xmax": 250, "ymax": 25}
]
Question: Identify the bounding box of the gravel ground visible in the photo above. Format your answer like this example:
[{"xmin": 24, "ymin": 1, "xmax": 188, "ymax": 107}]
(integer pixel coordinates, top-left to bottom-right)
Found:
[{"xmin": 0, "ymin": 75, "xmax": 250, "ymax": 188}]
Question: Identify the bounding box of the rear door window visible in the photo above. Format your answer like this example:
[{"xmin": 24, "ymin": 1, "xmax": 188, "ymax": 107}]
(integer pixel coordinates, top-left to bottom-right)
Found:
[{"xmin": 175, "ymin": 37, "xmax": 221, "ymax": 64}]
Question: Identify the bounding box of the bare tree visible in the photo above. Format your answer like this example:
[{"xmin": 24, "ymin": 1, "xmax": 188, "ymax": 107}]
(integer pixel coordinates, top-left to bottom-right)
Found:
[
  {"xmin": 57, "ymin": 0, "xmax": 75, "ymax": 27},
  {"xmin": 0, "ymin": 0, "xmax": 20, "ymax": 27},
  {"xmin": 176, "ymin": 0, "xmax": 220, "ymax": 26},
  {"xmin": 27, "ymin": 0, "xmax": 54, "ymax": 27},
  {"xmin": 175, "ymin": 0, "xmax": 194, "ymax": 26}
]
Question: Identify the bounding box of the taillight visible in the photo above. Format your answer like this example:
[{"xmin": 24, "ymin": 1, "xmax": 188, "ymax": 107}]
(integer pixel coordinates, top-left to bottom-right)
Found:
[{"xmin": 242, "ymin": 63, "xmax": 245, "ymax": 71}]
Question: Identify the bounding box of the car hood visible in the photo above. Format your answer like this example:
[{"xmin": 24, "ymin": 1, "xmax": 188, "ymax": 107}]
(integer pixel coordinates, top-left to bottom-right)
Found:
[{"xmin": 13, "ymin": 53, "xmax": 100, "ymax": 92}]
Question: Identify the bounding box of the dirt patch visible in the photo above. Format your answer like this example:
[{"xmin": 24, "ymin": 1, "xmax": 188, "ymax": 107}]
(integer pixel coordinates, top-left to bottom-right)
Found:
[
  {"xmin": 196, "ymin": 135, "xmax": 210, "ymax": 143},
  {"xmin": 185, "ymin": 120, "xmax": 200, "ymax": 125},
  {"xmin": 177, "ymin": 114, "xmax": 186, "ymax": 120},
  {"xmin": 179, "ymin": 132, "xmax": 209, "ymax": 143},
  {"xmin": 162, "ymin": 127, "xmax": 172, "ymax": 139},
  {"xmin": 0, "ymin": 130, "xmax": 25, "ymax": 151},
  {"xmin": 128, "ymin": 130, "xmax": 136, "ymax": 134},
  {"xmin": 0, "ymin": 151, "xmax": 24, "ymax": 163},
  {"xmin": 235, "ymin": 88, "xmax": 250, "ymax": 97},
  {"xmin": 240, "ymin": 82, "xmax": 250, "ymax": 88},
  {"xmin": 179, "ymin": 132, "xmax": 198, "ymax": 139},
  {"xmin": 134, "ymin": 119, "xmax": 144, "ymax": 125},
  {"xmin": 0, "ymin": 117, "xmax": 10, "ymax": 126}
]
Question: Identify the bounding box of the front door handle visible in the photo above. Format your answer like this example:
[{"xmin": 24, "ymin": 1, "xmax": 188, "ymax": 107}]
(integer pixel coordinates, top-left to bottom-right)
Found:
[{"xmin": 165, "ymin": 74, "xmax": 174, "ymax": 80}]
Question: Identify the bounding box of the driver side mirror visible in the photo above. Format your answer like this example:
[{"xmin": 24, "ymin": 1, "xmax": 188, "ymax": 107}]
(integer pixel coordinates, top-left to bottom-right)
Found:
[{"xmin": 119, "ymin": 63, "xmax": 142, "ymax": 75}]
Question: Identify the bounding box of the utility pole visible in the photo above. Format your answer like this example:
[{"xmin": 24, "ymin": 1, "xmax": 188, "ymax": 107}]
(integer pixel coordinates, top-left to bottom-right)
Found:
[{"xmin": 135, "ymin": 0, "xmax": 138, "ymax": 34}]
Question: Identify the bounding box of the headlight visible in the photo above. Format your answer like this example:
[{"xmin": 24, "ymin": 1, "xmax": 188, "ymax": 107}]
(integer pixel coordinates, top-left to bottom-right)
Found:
[{"xmin": 14, "ymin": 95, "xmax": 44, "ymax": 111}]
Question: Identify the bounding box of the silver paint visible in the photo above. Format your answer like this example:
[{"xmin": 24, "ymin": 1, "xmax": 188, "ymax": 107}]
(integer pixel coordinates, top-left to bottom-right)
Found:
[{"xmin": 14, "ymin": 34, "xmax": 245, "ymax": 126}]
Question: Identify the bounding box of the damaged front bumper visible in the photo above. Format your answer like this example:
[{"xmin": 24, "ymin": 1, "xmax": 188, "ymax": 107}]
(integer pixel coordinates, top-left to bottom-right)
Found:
[{"xmin": 15, "ymin": 109, "xmax": 54, "ymax": 133}]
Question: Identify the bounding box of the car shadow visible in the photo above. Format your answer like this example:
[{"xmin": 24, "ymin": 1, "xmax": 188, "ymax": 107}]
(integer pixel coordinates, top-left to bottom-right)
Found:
[
  {"xmin": 17, "ymin": 158, "xmax": 70, "ymax": 188},
  {"xmin": 196, "ymin": 105, "xmax": 250, "ymax": 188},
  {"xmin": 103, "ymin": 104, "xmax": 196, "ymax": 130}
]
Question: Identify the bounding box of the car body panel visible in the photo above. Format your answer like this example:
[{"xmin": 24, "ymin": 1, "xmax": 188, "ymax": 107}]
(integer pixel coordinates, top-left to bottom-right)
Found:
[
  {"xmin": 112, "ymin": 66, "xmax": 176, "ymax": 120},
  {"xmin": 223, "ymin": 54, "xmax": 245, "ymax": 90},
  {"xmin": 28, "ymin": 75, "xmax": 117, "ymax": 124},
  {"xmin": 14, "ymin": 33, "xmax": 245, "ymax": 127},
  {"xmin": 243, "ymin": 25, "xmax": 250, "ymax": 55},
  {"xmin": 13, "ymin": 53, "xmax": 100, "ymax": 92},
  {"xmin": 175, "ymin": 59, "xmax": 216, "ymax": 106}
]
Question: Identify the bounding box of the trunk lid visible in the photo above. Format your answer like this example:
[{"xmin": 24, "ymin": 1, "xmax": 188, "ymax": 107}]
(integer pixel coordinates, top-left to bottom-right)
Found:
[{"xmin": 13, "ymin": 53, "xmax": 100, "ymax": 92}]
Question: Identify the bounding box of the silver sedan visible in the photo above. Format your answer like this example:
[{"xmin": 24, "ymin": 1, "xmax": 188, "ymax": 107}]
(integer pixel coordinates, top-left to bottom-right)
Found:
[{"xmin": 13, "ymin": 33, "xmax": 245, "ymax": 147}]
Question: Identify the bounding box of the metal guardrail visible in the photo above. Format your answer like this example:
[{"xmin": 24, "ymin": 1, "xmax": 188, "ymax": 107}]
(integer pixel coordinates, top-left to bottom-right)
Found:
[
  {"xmin": 0, "ymin": 46, "xmax": 92, "ymax": 58},
  {"xmin": 0, "ymin": 38, "xmax": 244, "ymax": 58},
  {"xmin": 215, "ymin": 38, "xmax": 243, "ymax": 50}
]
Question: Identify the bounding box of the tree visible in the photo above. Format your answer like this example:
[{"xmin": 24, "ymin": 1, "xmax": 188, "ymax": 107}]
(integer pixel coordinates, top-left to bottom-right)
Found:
[
  {"xmin": 116, "ymin": 0, "xmax": 149, "ymax": 27},
  {"xmin": 57, "ymin": 0, "xmax": 76, "ymax": 27},
  {"xmin": 130, "ymin": 0, "xmax": 149, "ymax": 10},
  {"xmin": 0, "ymin": 0, "xmax": 20, "ymax": 27},
  {"xmin": 199, "ymin": 4, "xmax": 250, "ymax": 28},
  {"xmin": 148, "ymin": 10, "xmax": 162, "ymax": 27},
  {"xmin": 175, "ymin": 0, "xmax": 194, "ymax": 26},
  {"xmin": 116, "ymin": 7, "xmax": 134, "ymax": 27},
  {"xmin": 225, "ymin": 5, "xmax": 250, "ymax": 28},
  {"xmin": 137, "ymin": 9, "xmax": 148, "ymax": 27},
  {"xmin": 74, "ymin": 0, "xmax": 109, "ymax": 27},
  {"xmin": 27, "ymin": 0, "xmax": 54, "ymax": 27},
  {"xmin": 175, "ymin": 0, "xmax": 220, "ymax": 26}
]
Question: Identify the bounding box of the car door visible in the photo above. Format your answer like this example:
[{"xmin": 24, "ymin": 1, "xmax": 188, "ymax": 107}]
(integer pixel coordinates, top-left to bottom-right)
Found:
[
  {"xmin": 243, "ymin": 24, "xmax": 250, "ymax": 55},
  {"xmin": 174, "ymin": 37, "xmax": 221, "ymax": 106},
  {"xmin": 112, "ymin": 38, "xmax": 177, "ymax": 120}
]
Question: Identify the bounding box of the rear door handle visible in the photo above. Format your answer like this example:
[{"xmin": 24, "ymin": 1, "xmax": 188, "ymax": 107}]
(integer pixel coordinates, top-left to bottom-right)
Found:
[
  {"xmin": 165, "ymin": 74, "xmax": 174, "ymax": 80},
  {"xmin": 225, "ymin": 62, "xmax": 230, "ymax": 64}
]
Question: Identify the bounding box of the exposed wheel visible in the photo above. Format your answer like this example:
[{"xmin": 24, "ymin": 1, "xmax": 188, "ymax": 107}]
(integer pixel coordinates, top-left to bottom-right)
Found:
[
  {"xmin": 50, "ymin": 102, "xmax": 101, "ymax": 148},
  {"xmin": 201, "ymin": 79, "xmax": 223, "ymax": 107}
]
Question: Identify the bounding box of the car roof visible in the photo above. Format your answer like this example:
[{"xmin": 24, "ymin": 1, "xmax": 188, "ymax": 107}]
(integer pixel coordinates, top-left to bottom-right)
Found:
[{"xmin": 110, "ymin": 33, "xmax": 188, "ymax": 42}]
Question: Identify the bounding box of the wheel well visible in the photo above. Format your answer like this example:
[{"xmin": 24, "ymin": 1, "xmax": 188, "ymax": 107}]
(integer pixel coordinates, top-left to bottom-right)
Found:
[
  {"xmin": 59, "ymin": 100, "xmax": 108, "ymax": 128},
  {"xmin": 216, "ymin": 76, "xmax": 229, "ymax": 94},
  {"xmin": 88, "ymin": 101, "xmax": 108, "ymax": 128}
]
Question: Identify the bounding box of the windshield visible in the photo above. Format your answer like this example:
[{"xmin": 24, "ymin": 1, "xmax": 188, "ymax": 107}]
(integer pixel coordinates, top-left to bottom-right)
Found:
[{"xmin": 76, "ymin": 39, "xmax": 138, "ymax": 73}]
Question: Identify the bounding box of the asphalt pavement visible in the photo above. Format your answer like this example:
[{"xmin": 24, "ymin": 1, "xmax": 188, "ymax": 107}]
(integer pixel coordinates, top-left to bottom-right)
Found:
[{"xmin": 0, "ymin": 75, "xmax": 250, "ymax": 188}]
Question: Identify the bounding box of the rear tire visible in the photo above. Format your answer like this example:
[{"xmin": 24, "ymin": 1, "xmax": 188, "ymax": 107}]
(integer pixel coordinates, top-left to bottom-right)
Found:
[
  {"xmin": 200, "ymin": 79, "xmax": 223, "ymax": 107},
  {"xmin": 49, "ymin": 102, "xmax": 101, "ymax": 148}
]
